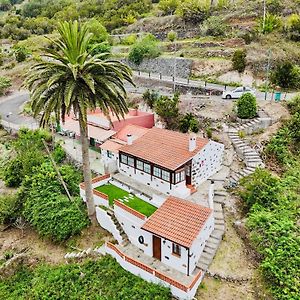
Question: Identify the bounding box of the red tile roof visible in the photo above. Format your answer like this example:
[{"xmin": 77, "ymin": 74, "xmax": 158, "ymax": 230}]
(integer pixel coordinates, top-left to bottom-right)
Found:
[
  {"xmin": 100, "ymin": 139, "xmax": 125, "ymax": 153},
  {"xmin": 120, "ymin": 127, "xmax": 209, "ymax": 170},
  {"xmin": 142, "ymin": 197, "xmax": 212, "ymax": 248},
  {"xmin": 115, "ymin": 124, "xmax": 149, "ymax": 142}
]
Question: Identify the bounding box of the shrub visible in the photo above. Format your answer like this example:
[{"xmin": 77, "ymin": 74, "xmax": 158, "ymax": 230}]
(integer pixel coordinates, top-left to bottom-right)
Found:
[
  {"xmin": 158, "ymin": 0, "xmax": 179, "ymax": 15},
  {"xmin": 176, "ymin": 0, "xmax": 210, "ymax": 24},
  {"xmin": 236, "ymin": 93, "xmax": 257, "ymax": 119},
  {"xmin": 167, "ymin": 30, "xmax": 177, "ymax": 42},
  {"xmin": 179, "ymin": 113, "xmax": 199, "ymax": 133},
  {"xmin": 256, "ymin": 13, "xmax": 282, "ymax": 34},
  {"xmin": 287, "ymin": 94, "xmax": 300, "ymax": 115},
  {"xmin": 122, "ymin": 33, "xmax": 137, "ymax": 45},
  {"xmin": 85, "ymin": 18, "xmax": 108, "ymax": 43},
  {"xmin": 0, "ymin": 76, "xmax": 11, "ymax": 96},
  {"xmin": 266, "ymin": 0, "xmax": 284, "ymax": 14},
  {"xmin": 128, "ymin": 34, "xmax": 161, "ymax": 65},
  {"xmin": 200, "ymin": 16, "xmax": 228, "ymax": 37},
  {"xmin": 14, "ymin": 46, "xmax": 29, "ymax": 62},
  {"xmin": 52, "ymin": 143, "xmax": 66, "ymax": 163},
  {"xmin": 285, "ymin": 14, "xmax": 300, "ymax": 42},
  {"xmin": 270, "ymin": 61, "xmax": 300, "ymax": 90},
  {"xmin": 0, "ymin": 194, "xmax": 21, "ymax": 225},
  {"xmin": 232, "ymin": 49, "xmax": 247, "ymax": 73},
  {"xmin": 143, "ymin": 89, "xmax": 159, "ymax": 109}
]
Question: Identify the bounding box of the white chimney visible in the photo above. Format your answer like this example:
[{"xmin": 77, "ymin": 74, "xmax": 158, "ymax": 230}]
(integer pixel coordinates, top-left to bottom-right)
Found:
[
  {"xmin": 208, "ymin": 180, "xmax": 214, "ymax": 210},
  {"xmin": 189, "ymin": 134, "xmax": 197, "ymax": 152},
  {"xmin": 127, "ymin": 134, "xmax": 133, "ymax": 145}
]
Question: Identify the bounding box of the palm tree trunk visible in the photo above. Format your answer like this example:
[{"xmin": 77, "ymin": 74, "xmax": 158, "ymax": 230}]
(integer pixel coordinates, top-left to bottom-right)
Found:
[{"xmin": 78, "ymin": 114, "xmax": 95, "ymax": 217}]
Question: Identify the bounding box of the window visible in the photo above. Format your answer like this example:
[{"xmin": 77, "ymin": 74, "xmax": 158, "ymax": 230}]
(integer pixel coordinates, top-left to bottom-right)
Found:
[
  {"xmin": 136, "ymin": 160, "xmax": 143, "ymax": 170},
  {"xmin": 120, "ymin": 154, "xmax": 127, "ymax": 164},
  {"xmin": 153, "ymin": 166, "xmax": 161, "ymax": 178},
  {"xmin": 128, "ymin": 157, "xmax": 134, "ymax": 167},
  {"xmin": 143, "ymin": 163, "xmax": 151, "ymax": 174},
  {"xmin": 175, "ymin": 170, "xmax": 185, "ymax": 183},
  {"xmin": 107, "ymin": 150, "xmax": 113, "ymax": 158},
  {"xmin": 172, "ymin": 243, "xmax": 181, "ymax": 257},
  {"xmin": 161, "ymin": 170, "xmax": 170, "ymax": 181}
]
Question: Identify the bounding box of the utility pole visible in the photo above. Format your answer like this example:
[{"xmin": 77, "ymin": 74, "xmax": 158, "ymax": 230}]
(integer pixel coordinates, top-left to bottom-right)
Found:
[
  {"xmin": 263, "ymin": 0, "xmax": 266, "ymax": 33},
  {"xmin": 265, "ymin": 49, "xmax": 272, "ymax": 101},
  {"xmin": 173, "ymin": 37, "xmax": 177, "ymax": 93}
]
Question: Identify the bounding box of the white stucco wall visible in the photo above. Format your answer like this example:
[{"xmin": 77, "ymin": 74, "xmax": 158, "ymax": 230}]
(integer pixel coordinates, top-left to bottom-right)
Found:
[
  {"xmin": 105, "ymin": 243, "xmax": 204, "ymax": 300},
  {"xmin": 96, "ymin": 207, "xmax": 123, "ymax": 244},
  {"xmin": 161, "ymin": 239, "xmax": 189, "ymax": 275},
  {"xmin": 92, "ymin": 176, "xmax": 110, "ymax": 189},
  {"xmin": 189, "ymin": 213, "xmax": 214, "ymax": 274},
  {"xmin": 101, "ymin": 151, "xmax": 118, "ymax": 173},
  {"xmin": 192, "ymin": 141, "xmax": 224, "ymax": 186},
  {"xmin": 114, "ymin": 205, "xmax": 153, "ymax": 256},
  {"xmin": 118, "ymin": 163, "xmax": 190, "ymax": 198}
]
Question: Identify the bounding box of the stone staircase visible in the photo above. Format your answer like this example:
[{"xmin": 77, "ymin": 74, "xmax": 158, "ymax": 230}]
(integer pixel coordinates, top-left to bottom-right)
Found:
[
  {"xmin": 107, "ymin": 208, "xmax": 129, "ymax": 246},
  {"xmin": 197, "ymin": 190, "xmax": 226, "ymax": 271},
  {"xmin": 187, "ymin": 184, "xmax": 197, "ymax": 194},
  {"xmin": 64, "ymin": 245, "xmax": 105, "ymax": 260},
  {"xmin": 226, "ymin": 111, "xmax": 272, "ymax": 185}
]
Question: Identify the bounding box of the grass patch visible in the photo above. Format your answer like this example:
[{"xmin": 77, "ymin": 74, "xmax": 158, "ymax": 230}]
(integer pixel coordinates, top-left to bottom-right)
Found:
[
  {"xmin": 96, "ymin": 184, "xmax": 157, "ymax": 217},
  {"xmin": 0, "ymin": 256, "xmax": 171, "ymax": 299}
]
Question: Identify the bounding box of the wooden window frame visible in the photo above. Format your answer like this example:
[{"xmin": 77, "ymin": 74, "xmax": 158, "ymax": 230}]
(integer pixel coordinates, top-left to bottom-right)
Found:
[{"xmin": 172, "ymin": 243, "xmax": 181, "ymax": 257}]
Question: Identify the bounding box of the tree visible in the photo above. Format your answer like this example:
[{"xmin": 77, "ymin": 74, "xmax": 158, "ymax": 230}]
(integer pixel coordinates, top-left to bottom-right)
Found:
[
  {"xmin": 236, "ymin": 93, "xmax": 257, "ymax": 119},
  {"xmin": 154, "ymin": 92, "xmax": 179, "ymax": 128},
  {"xmin": 270, "ymin": 61, "xmax": 300, "ymax": 90},
  {"xmin": 232, "ymin": 49, "xmax": 247, "ymax": 73},
  {"xmin": 24, "ymin": 21, "xmax": 134, "ymax": 218},
  {"xmin": 142, "ymin": 89, "xmax": 159, "ymax": 109},
  {"xmin": 179, "ymin": 113, "xmax": 199, "ymax": 133}
]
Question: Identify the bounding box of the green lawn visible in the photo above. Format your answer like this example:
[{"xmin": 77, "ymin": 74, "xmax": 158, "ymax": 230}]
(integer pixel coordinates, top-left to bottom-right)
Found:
[{"xmin": 96, "ymin": 184, "xmax": 157, "ymax": 217}]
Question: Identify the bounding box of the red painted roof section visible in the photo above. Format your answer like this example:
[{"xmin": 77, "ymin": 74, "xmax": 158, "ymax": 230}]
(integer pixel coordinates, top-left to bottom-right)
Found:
[
  {"xmin": 100, "ymin": 140, "xmax": 125, "ymax": 153},
  {"xmin": 115, "ymin": 124, "xmax": 149, "ymax": 142},
  {"xmin": 120, "ymin": 127, "xmax": 209, "ymax": 170},
  {"xmin": 142, "ymin": 196, "xmax": 212, "ymax": 248}
]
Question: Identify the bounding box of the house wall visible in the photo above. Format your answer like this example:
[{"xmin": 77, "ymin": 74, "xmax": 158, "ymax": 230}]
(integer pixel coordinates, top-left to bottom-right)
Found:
[
  {"xmin": 188, "ymin": 213, "xmax": 214, "ymax": 274},
  {"xmin": 160, "ymin": 238, "xmax": 189, "ymax": 275},
  {"xmin": 112, "ymin": 112, "xmax": 154, "ymax": 131},
  {"xmin": 192, "ymin": 141, "xmax": 224, "ymax": 187},
  {"xmin": 118, "ymin": 163, "xmax": 190, "ymax": 198},
  {"xmin": 101, "ymin": 151, "xmax": 119, "ymax": 173},
  {"xmin": 96, "ymin": 207, "xmax": 123, "ymax": 244}
]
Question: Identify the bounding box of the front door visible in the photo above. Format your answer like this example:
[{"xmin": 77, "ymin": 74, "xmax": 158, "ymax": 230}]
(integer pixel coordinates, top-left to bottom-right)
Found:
[
  {"xmin": 186, "ymin": 165, "xmax": 192, "ymax": 185},
  {"xmin": 153, "ymin": 236, "xmax": 161, "ymax": 261}
]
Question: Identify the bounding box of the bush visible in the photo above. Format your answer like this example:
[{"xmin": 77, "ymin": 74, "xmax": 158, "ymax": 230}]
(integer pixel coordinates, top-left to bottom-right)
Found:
[
  {"xmin": 176, "ymin": 0, "xmax": 210, "ymax": 24},
  {"xmin": 270, "ymin": 61, "xmax": 300, "ymax": 90},
  {"xmin": 142, "ymin": 89, "xmax": 159, "ymax": 109},
  {"xmin": 285, "ymin": 14, "xmax": 300, "ymax": 42},
  {"xmin": 266, "ymin": 0, "xmax": 284, "ymax": 14},
  {"xmin": 85, "ymin": 18, "xmax": 108, "ymax": 43},
  {"xmin": 287, "ymin": 94, "xmax": 300, "ymax": 115},
  {"xmin": 0, "ymin": 76, "xmax": 11, "ymax": 96},
  {"xmin": 256, "ymin": 13, "xmax": 282, "ymax": 34},
  {"xmin": 167, "ymin": 30, "xmax": 177, "ymax": 42},
  {"xmin": 121, "ymin": 33, "xmax": 137, "ymax": 45},
  {"xmin": 13, "ymin": 46, "xmax": 29, "ymax": 62},
  {"xmin": 158, "ymin": 0, "xmax": 179, "ymax": 15},
  {"xmin": 200, "ymin": 16, "xmax": 228, "ymax": 37},
  {"xmin": 22, "ymin": 163, "xmax": 87, "ymax": 242},
  {"xmin": 128, "ymin": 34, "xmax": 161, "ymax": 65},
  {"xmin": 179, "ymin": 113, "xmax": 199, "ymax": 133},
  {"xmin": 236, "ymin": 93, "xmax": 257, "ymax": 119},
  {"xmin": 232, "ymin": 49, "xmax": 247, "ymax": 73},
  {"xmin": 0, "ymin": 194, "xmax": 21, "ymax": 225},
  {"xmin": 52, "ymin": 143, "xmax": 66, "ymax": 163}
]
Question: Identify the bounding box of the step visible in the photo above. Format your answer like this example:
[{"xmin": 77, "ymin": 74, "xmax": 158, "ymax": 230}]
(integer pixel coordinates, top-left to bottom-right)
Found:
[
  {"xmin": 206, "ymin": 240, "xmax": 219, "ymax": 249},
  {"xmin": 201, "ymin": 251, "xmax": 214, "ymax": 260},
  {"xmin": 213, "ymin": 203, "xmax": 223, "ymax": 212},
  {"xmin": 215, "ymin": 220, "xmax": 225, "ymax": 227},
  {"xmin": 197, "ymin": 261, "xmax": 209, "ymax": 270},
  {"xmin": 245, "ymin": 166, "xmax": 256, "ymax": 172},
  {"xmin": 214, "ymin": 190, "xmax": 227, "ymax": 197},
  {"xmin": 214, "ymin": 211, "xmax": 224, "ymax": 220},
  {"xmin": 215, "ymin": 224, "xmax": 225, "ymax": 232},
  {"xmin": 214, "ymin": 195, "xmax": 225, "ymax": 204},
  {"xmin": 230, "ymin": 174, "xmax": 240, "ymax": 182},
  {"xmin": 211, "ymin": 229, "xmax": 224, "ymax": 239},
  {"xmin": 203, "ymin": 247, "xmax": 216, "ymax": 255}
]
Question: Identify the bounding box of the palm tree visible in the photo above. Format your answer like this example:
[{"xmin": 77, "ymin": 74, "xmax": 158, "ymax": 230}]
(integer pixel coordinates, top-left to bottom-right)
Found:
[{"xmin": 24, "ymin": 21, "xmax": 134, "ymax": 218}]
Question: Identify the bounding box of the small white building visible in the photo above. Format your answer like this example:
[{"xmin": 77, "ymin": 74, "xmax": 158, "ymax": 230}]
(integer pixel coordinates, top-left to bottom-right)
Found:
[{"xmin": 118, "ymin": 127, "xmax": 224, "ymax": 198}]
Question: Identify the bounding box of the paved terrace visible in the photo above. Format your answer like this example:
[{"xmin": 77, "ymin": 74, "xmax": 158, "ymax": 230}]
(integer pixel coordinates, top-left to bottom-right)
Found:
[
  {"xmin": 112, "ymin": 173, "xmax": 165, "ymax": 198},
  {"xmin": 116, "ymin": 243, "xmax": 200, "ymax": 286}
]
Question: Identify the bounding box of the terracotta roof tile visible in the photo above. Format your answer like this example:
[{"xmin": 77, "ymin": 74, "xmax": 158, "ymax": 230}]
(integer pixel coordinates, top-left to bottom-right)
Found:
[
  {"xmin": 120, "ymin": 128, "xmax": 209, "ymax": 170},
  {"xmin": 142, "ymin": 196, "xmax": 212, "ymax": 248},
  {"xmin": 100, "ymin": 140, "xmax": 125, "ymax": 153}
]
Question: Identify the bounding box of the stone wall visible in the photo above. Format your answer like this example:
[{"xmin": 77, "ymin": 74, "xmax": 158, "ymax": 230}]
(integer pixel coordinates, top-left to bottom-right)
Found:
[{"xmin": 121, "ymin": 57, "xmax": 193, "ymax": 78}]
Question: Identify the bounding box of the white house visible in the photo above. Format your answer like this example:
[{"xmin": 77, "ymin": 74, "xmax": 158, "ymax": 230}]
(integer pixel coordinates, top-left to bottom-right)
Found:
[{"xmin": 118, "ymin": 127, "xmax": 224, "ymax": 198}]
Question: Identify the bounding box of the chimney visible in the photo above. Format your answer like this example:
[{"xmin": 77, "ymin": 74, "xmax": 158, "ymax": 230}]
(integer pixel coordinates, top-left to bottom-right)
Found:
[
  {"xmin": 208, "ymin": 180, "xmax": 214, "ymax": 210},
  {"xmin": 189, "ymin": 134, "xmax": 197, "ymax": 152},
  {"xmin": 127, "ymin": 134, "xmax": 133, "ymax": 145}
]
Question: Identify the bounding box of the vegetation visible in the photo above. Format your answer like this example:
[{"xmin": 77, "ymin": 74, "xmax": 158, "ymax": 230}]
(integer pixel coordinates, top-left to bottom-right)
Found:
[
  {"xmin": 0, "ymin": 256, "xmax": 171, "ymax": 299},
  {"xmin": 0, "ymin": 76, "xmax": 11, "ymax": 95},
  {"xmin": 270, "ymin": 61, "xmax": 300, "ymax": 90},
  {"xmin": 167, "ymin": 30, "xmax": 177, "ymax": 42},
  {"xmin": 142, "ymin": 89, "xmax": 159, "ymax": 109},
  {"xmin": 0, "ymin": 193, "xmax": 20, "ymax": 225},
  {"xmin": 257, "ymin": 13, "xmax": 282, "ymax": 34},
  {"xmin": 200, "ymin": 16, "xmax": 228, "ymax": 37},
  {"xmin": 232, "ymin": 49, "xmax": 247, "ymax": 73},
  {"xmin": 128, "ymin": 34, "xmax": 161, "ymax": 65},
  {"xmin": 238, "ymin": 94, "xmax": 300, "ymax": 300},
  {"xmin": 285, "ymin": 14, "xmax": 300, "ymax": 42},
  {"xmin": 24, "ymin": 21, "xmax": 134, "ymax": 218},
  {"xmin": 96, "ymin": 184, "xmax": 157, "ymax": 217},
  {"xmin": 236, "ymin": 93, "xmax": 257, "ymax": 119},
  {"xmin": 179, "ymin": 113, "xmax": 199, "ymax": 133}
]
